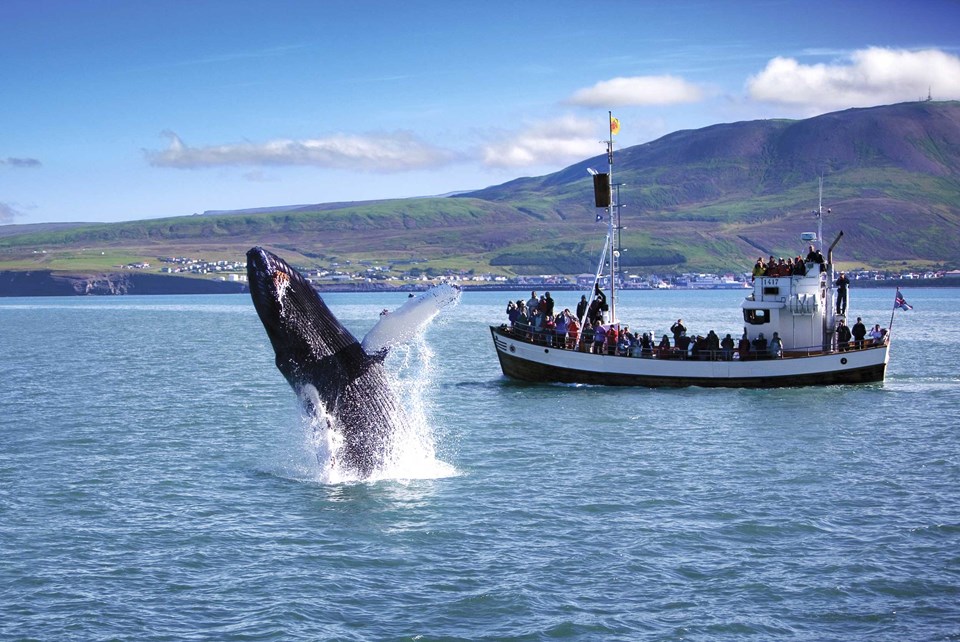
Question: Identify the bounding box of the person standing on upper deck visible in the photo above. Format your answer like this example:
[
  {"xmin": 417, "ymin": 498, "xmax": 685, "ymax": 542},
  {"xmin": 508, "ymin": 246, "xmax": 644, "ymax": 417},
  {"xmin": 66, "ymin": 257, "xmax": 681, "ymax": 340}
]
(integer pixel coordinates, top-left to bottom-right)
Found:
[
  {"xmin": 835, "ymin": 272, "xmax": 850, "ymax": 315},
  {"xmin": 805, "ymin": 245, "xmax": 825, "ymax": 272},
  {"xmin": 752, "ymin": 257, "xmax": 765, "ymax": 281}
]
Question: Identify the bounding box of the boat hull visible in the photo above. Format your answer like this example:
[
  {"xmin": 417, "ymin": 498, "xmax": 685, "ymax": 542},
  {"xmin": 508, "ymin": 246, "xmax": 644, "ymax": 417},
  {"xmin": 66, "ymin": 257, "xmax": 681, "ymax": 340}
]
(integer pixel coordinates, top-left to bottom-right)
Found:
[{"xmin": 490, "ymin": 326, "xmax": 888, "ymax": 388}]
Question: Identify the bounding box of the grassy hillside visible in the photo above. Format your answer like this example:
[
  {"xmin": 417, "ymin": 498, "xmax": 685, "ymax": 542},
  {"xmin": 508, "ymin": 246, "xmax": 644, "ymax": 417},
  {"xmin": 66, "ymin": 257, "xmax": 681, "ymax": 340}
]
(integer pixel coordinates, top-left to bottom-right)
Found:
[{"xmin": 1, "ymin": 101, "xmax": 958, "ymax": 278}]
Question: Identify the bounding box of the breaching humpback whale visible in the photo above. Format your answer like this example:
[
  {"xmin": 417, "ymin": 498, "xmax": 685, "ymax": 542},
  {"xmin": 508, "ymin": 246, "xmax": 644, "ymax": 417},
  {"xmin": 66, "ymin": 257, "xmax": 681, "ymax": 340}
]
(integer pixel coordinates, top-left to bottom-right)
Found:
[{"xmin": 246, "ymin": 246, "xmax": 459, "ymax": 477}]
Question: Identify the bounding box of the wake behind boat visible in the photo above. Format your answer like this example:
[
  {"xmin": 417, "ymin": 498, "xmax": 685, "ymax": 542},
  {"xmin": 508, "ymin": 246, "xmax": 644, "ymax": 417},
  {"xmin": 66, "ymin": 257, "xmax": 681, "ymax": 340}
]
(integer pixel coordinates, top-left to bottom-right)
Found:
[{"xmin": 490, "ymin": 114, "xmax": 897, "ymax": 388}]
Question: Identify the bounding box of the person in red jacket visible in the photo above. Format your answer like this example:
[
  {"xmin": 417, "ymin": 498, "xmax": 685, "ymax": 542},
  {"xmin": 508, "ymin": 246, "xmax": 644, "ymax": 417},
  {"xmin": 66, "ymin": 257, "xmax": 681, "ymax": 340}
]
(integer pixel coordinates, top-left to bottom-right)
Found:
[{"xmin": 606, "ymin": 324, "xmax": 619, "ymax": 356}]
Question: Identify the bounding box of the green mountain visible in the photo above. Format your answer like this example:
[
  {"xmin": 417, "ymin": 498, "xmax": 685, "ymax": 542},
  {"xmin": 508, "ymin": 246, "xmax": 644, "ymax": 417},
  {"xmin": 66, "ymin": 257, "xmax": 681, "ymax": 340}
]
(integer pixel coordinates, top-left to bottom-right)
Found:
[
  {"xmin": 462, "ymin": 100, "xmax": 960, "ymax": 273},
  {"xmin": 2, "ymin": 100, "xmax": 958, "ymax": 278}
]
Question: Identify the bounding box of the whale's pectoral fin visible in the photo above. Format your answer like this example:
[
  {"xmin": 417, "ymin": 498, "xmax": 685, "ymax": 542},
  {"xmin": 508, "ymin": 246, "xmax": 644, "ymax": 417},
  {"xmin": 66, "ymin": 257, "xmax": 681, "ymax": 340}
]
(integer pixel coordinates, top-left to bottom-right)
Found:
[{"xmin": 360, "ymin": 283, "xmax": 461, "ymax": 355}]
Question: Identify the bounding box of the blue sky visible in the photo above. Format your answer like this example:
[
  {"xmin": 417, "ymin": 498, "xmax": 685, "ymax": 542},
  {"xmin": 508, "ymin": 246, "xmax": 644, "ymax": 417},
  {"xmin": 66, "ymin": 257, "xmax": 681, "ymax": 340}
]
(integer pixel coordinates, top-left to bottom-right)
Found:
[{"xmin": 2, "ymin": 0, "xmax": 960, "ymax": 225}]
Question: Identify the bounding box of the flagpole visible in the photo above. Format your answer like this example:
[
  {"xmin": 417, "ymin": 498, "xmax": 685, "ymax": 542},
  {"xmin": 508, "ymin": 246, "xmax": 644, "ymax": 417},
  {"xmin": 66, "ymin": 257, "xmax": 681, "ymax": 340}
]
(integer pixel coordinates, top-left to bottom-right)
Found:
[{"xmin": 888, "ymin": 287, "xmax": 899, "ymax": 333}]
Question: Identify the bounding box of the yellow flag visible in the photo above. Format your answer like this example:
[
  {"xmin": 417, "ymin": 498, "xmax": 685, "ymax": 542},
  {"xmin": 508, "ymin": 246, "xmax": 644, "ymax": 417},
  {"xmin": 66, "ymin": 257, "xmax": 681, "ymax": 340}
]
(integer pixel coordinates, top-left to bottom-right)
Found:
[{"xmin": 610, "ymin": 116, "xmax": 621, "ymax": 136}]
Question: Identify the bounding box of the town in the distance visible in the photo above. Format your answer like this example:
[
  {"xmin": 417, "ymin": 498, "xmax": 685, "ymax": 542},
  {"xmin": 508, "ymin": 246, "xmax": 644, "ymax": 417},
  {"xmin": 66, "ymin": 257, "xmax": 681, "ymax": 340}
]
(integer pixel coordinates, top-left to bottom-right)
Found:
[{"xmin": 127, "ymin": 254, "xmax": 959, "ymax": 290}]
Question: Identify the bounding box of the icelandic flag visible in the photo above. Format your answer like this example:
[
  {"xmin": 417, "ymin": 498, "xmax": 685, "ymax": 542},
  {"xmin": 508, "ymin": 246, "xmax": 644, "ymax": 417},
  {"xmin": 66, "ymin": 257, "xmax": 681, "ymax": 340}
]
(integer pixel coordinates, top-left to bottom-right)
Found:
[{"xmin": 894, "ymin": 289, "xmax": 913, "ymax": 311}]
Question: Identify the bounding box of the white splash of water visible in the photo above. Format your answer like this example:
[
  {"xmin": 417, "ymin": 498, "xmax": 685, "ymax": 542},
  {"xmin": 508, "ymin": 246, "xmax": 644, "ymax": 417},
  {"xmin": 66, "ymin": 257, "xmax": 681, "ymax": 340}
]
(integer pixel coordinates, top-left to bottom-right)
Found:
[
  {"xmin": 370, "ymin": 335, "xmax": 458, "ymax": 482},
  {"xmin": 277, "ymin": 335, "xmax": 456, "ymax": 486},
  {"xmin": 266, "ymin": 292, "xmax": 460, "ymax": 485}
]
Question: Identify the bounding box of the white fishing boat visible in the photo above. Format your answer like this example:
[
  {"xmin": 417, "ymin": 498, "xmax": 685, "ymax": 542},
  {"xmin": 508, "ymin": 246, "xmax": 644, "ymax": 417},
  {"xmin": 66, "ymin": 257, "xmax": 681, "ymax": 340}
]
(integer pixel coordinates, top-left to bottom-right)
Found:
[{"xmin": 490, "ymin": 115, "xmax": 895, "ymax": 388}]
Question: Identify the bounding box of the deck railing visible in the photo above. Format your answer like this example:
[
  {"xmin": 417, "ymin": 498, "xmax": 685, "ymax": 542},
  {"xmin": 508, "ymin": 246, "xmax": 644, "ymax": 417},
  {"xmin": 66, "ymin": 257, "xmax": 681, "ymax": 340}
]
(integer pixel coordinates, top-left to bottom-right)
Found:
[{"xmin": 496, "ymin": 323, "xmax": 886, "ymax": 361}]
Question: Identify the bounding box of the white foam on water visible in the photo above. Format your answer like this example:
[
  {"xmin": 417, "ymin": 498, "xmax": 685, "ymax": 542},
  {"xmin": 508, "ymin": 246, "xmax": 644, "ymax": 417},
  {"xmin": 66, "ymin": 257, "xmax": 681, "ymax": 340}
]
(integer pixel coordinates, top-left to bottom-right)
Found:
[
  {"xmin": 269, "ymin": 314, "xmax": 459, "ymax": 486},
  {"xmin": 369, "ymin": 335, "xmax": 458, "ymax": 482}
]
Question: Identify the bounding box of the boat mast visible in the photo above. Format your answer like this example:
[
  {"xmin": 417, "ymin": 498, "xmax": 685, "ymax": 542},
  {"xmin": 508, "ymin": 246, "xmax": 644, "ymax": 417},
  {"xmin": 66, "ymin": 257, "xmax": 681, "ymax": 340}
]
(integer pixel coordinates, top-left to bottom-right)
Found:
[
  {"xmin": 606, "ymin": 110, "xmax": 617, "ymax": 325},
  {"xmin": 817, "ymin": 175, "xmax": 824, "ymax": 251}
]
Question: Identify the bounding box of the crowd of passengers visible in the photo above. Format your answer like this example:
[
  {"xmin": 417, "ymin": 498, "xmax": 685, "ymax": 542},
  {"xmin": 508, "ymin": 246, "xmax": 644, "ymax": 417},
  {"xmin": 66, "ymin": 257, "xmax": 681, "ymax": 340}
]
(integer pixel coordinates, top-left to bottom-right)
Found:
[
  {"xmin": 751, "ymin": 245, "xmax": 826, "ymax": 279},
  {"xmin": 504, "ymin": 284, "xmax": 886, "ymax": 360}
]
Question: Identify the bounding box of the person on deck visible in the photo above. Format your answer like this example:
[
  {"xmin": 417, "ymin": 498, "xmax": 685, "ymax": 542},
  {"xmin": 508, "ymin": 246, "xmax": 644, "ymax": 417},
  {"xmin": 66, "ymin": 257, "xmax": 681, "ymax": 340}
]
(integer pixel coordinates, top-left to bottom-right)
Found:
[
  {"xmin": 852, "ymin": 316, "xmax": 867, "ymax": 350},
  {"xmin": 752, "ymin": 332, "xmax": 768, "ymax": 358},
  {"xmin": 590, "ymin": 284, "xmax": 608, "ymax": 325},
  {"xmin": 835, "ymin": 272, "xmax": 850, "ymax": 315},
  {"xmin": 671, "ymin": 319, "xmax": 687, "ymax": 344},
  {"xmin": 576, "ymin": 295, "xmax": 588, "ymax": 323},
  {"xmin": 658, "ymin": 334, "xmax": 672, "ymax": 358},
  {"xmin": 580, "ymin": 321, "xmax": 594, "ymax": 353},
  {"xmin": 792, "ymin": 256, "xmax": 807, "ymax": 276},
  {"xmin": 587, "ymin": 297, "xmax": 602, "ymax": 326},
  {"xmin": 869, "ymin": 323, "xmax": 883, "ymax": 346},
  {"xmin": 721, "ymin": 333, "xmax": 735, "ymax": 361},
  {"xmin": 837, "ymin": 319, "xmax": 852, "ymax": 352},
  {"xmin": 805, "ymin": 245, "xmax": 825, "ymax": 272},
  {"xmin": 542, "ymin": 314, "xmax": 556, "ymax": 347},
  {"xmin": 516, "ymin": 306, "xmax": 529, "ymax": 338},
  {"xmin": 676, "ymin": 333, "xmax": 691, "ymax": 358},
  {"xmin": 640, "ymin": 333, "xmax": 654, "ymax": 358},
  {"xmin": 752, "ymin": 257, "xmax": 765, "ymax": 281},
  {"xmin": 526, "ymin": 291, "xmax": 539, "ymax": 318},
  {"xmin": 706, "ymin": 330, "xmax": 720, "ymax": 360},
  {"xmin": 606, "ymin": 324, "xmax": 619, "ymax": 356},
  {"xmin": 770, "ymin": 332, "xmax": 783, "ymax": 358},
  {"xmin": 566, "ymin": 314, "xmax": 580, "ymax": 350},
  {"xmin": 764, "ymin": 255, "xmax": 777, "ymax": 276},
  {"xmin": 543, "ymin": 292, "xmax": 555, "ymax": 318},
  {"xmin": 554, "ymin": 312, "xmax": 568, "ymax": 349},
  {"xmin": 528, "ymin": 307, "xmax": 541, "ymax": 338},
  {"xmin": 593, "ymin": 323, "xmax": 606, "ymax": 355},
  {"xmin": 738, "ymin": 332, "xmax": 751, "ymax": 361}
]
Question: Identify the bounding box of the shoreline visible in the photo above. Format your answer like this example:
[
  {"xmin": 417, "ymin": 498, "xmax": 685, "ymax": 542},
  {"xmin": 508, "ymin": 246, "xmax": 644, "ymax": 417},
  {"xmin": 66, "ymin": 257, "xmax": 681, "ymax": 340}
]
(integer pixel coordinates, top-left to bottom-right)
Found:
[{"xmin": 2, "ymin": 269, "xmax": 957, "ymax": 297}]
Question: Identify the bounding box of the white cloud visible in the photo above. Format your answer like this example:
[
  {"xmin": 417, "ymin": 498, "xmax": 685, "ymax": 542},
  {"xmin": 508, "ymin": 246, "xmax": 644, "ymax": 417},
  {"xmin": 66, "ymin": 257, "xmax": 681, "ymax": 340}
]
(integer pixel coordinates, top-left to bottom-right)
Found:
[
  {"xmin": 481, "ymin": 115, "xmax": 604, "ymax": 169},
  {"xmin": 747, "ymin": 47, "xmax": 960, "ymax": 110},
  {"xmin": 146, "ymin": 130, "xmax": 459, "ymax": 172},
  {"xmin": 567, "ymin": 75, "xmax": 705, "ymax": 107}
]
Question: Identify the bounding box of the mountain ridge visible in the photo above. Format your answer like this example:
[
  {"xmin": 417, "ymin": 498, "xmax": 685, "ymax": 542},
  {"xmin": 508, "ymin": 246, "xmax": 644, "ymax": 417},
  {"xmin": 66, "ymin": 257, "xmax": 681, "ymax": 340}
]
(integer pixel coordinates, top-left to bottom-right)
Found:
[{"xmin": 1, "ymin": 101, "xmax": 958, "ymax": 279}]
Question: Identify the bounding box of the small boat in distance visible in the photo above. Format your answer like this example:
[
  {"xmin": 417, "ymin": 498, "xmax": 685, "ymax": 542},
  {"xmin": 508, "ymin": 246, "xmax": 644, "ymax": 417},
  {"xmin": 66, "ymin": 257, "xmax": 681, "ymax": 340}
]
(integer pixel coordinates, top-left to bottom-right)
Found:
[{"xmin": 490, "ymin": 115, "xmax": 895, "ymax": 388}]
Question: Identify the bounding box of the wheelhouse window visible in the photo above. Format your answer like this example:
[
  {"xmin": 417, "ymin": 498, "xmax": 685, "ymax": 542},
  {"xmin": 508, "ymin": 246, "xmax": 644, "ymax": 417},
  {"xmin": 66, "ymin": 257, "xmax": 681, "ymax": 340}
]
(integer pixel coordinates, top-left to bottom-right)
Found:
[{"xmin": 743, "ymin": 308, "xmax": 769, "ymax": 325}]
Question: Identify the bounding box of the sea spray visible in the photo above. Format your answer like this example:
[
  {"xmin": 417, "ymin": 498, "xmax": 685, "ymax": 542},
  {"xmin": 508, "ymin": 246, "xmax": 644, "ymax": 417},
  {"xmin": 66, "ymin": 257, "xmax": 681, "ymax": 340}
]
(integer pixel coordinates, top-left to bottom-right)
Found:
[
  {"xmin": 375, "ymin": 335, "xmax": 457, "ymax": 481},
  {"xmin": 272, "ymin": 298, "xmax": 460, "ymax": 484}
]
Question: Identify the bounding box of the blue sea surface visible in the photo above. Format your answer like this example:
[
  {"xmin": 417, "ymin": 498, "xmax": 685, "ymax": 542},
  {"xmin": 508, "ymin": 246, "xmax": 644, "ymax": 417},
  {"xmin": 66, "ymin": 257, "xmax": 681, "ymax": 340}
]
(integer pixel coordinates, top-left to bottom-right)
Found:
[{"xmin": 1, "ymin": 288, "xmax": 959, "ymax": 640}]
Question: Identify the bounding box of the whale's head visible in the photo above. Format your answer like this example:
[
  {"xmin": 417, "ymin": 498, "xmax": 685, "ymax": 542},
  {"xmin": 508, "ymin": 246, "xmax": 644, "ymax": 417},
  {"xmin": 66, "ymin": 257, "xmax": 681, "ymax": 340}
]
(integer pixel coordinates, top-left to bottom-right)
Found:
[{"xmin": 246, "ymin": 247, "xmax": 364, "ymax": 391}]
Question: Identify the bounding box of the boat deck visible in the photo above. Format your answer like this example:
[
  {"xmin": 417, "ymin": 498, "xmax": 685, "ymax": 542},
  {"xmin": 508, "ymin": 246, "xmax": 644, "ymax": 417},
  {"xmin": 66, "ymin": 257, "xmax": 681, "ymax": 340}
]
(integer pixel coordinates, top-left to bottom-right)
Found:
[
  {"xmin": 490, "ymin": 325, "xmax": 889, "ymax": 388},
  {"xmin": 493, "ymin": 324, "xmax": 886, "ymax": 361}
]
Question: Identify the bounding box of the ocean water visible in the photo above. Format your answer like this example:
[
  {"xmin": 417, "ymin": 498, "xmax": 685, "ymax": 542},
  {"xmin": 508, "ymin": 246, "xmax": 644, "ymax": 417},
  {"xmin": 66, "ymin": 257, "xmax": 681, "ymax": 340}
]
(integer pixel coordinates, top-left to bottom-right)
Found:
[{"xmin": 1, "ymin": 287, "xmax": 958, "ymax": 641}]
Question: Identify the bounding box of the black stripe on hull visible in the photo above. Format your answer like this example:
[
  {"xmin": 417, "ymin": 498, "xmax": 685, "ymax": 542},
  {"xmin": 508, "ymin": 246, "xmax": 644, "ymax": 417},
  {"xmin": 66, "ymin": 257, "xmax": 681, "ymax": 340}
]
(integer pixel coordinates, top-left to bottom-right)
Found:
[{"xmin": 491, "ymin": 328, "xmax": 886, "ymax": 388}]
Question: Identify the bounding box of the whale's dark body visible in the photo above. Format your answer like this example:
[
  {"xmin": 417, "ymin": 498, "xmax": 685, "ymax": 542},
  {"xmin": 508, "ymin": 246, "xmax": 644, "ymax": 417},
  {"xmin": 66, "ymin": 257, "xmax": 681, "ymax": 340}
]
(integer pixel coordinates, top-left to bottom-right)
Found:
[{"xmin": 246, "ymin": 246, "xmax": 406, "ymax": 476}]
